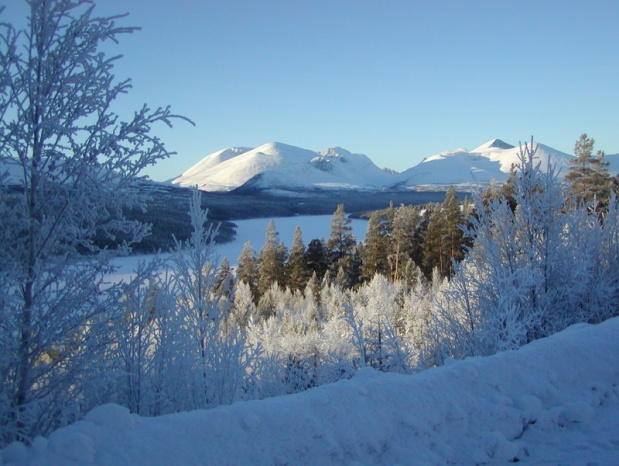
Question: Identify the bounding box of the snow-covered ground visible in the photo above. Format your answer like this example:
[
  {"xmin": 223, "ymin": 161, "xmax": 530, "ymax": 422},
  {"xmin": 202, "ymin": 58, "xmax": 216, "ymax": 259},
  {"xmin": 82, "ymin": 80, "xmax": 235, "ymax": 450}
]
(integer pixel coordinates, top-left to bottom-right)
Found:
[{"xmin": 3, "ymin": 316, "xmax": 618, "ymax": 465}]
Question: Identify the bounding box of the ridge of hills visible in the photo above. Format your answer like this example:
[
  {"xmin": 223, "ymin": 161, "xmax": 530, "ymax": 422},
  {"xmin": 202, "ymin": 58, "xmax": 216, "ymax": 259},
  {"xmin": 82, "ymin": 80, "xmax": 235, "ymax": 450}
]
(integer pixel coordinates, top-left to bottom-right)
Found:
[{"xmin": 172, "ymin": 138, "xmax": 619, "ymax": 193}]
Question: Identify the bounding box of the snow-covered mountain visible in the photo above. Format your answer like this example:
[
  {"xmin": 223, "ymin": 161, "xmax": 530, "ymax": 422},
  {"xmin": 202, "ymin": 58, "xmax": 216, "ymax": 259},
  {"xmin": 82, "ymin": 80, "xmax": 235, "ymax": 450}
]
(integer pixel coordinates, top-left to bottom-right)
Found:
[
  {"xmin": 394, "ymin": 138, "xmax": 574, "ymax": 190},
  {"xmin": 171, "ymin": 139, "xmax": 616, "ymax": 192},
  {"xmin": 172, "ymin": 142, "xmax": 395, "ymax": 192}
]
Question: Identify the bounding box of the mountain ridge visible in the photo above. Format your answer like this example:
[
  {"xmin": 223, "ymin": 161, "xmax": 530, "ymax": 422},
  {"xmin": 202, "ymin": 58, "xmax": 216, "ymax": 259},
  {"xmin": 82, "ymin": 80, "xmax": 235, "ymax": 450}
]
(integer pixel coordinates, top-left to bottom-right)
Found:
[{"xmin": 169, "ymin": 139, "xmax": 618, "ymax": 193}]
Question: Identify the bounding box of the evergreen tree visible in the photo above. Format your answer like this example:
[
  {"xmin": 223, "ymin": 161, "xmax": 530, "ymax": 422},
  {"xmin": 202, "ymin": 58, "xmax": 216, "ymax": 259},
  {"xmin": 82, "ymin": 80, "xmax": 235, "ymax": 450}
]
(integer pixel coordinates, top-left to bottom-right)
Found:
[
  {"xmin": 565, "ymin": 133, "xmax": 612, "ymax": 209},
  {"xmin": 236, "ymin": 242, "xmax": 259, "ymax": 302},
  {"xmin": 326, "ymin": 204, "xmax": 358, "ymax": 287},
  {"xmin": 390, "ymin": 205, "xmax": 422, "ymax": 281},
  {"xmin": 422, "ymin": 204, "xmax": 446, "ymax": 277},
  {"xmin": 258, "ymin": 221, "xmax": 287, "ymax": 296},
  {"xmin": 287, "ymin": 226, "xmax": 309, "ymax": 292},
  {"xmin": 443, "ymin": 186, "xmax": 466, "ymax": 276},
  {"xmin": 422, "ymin": 187, "xmax": 465, "ymax": 278},
  {"xmin": 305, "ymin": 238, "xmax": 329, "ymax": 281},
  {"xmin": 360, "ymin": 211, "xmax": 390, "ymax": 281},
  {"xmin": 215, "ymin": 257, "xmax": 234, "ymax": 298}
]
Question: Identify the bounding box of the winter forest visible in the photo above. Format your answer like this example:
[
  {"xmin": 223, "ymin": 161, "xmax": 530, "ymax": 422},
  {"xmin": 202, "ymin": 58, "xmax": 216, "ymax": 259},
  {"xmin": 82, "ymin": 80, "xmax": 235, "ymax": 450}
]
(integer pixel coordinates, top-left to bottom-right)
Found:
[{"xmin": 2, "ymin": 0, "xmax": 619, "ymax": 451}]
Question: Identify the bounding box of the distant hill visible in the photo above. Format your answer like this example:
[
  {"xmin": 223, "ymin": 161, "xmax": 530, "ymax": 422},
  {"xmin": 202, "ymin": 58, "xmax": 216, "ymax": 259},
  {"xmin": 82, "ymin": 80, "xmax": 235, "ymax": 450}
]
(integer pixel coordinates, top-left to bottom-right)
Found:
[
  {"xmin": 171, "ymin": 142, "xmax": 395, "ymax": 192},
  {"xmin": 171, "ymin": 138, "xmax": 618, "ymax": 193},
  {"xmin": 394, "ymin": 139, "xmax": 574, "ymax": 191}
]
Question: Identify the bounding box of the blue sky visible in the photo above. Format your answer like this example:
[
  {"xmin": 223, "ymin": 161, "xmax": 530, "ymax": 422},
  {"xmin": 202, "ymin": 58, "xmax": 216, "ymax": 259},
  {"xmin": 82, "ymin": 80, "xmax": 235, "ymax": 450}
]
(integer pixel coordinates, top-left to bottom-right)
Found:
[{"xmin": 4, "ymin": 1, "xmax": 619, "ymax": 181}]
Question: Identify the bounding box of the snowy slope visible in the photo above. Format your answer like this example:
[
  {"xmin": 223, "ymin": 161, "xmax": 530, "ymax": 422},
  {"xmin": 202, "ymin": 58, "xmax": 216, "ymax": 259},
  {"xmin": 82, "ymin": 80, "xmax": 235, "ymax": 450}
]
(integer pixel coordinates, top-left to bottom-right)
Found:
[
  {"xmin": 5, "ymin": 317, "xmax": 619, "ymax": 465},
  {"xmin": 395, "ymin": 138, "xmax": 574, "ymax": 189},
  {"xmin": 172, "ymin": 142, "xmax": 396, "ymax": 192}
]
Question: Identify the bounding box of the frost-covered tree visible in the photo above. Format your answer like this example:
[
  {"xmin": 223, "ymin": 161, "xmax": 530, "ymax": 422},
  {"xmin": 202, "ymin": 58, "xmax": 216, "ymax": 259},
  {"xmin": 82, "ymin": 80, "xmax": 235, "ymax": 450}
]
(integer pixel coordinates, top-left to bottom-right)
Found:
[
  {"xmin": 170, "ymin": 190, "xmax": 260, "ymax": 408},
  {"xmin": 0, "ymin": 0, "xmax": 185, "ymax": 444},
  {"xmin": 432, "ymin": 137, "xmax": 619, "ymax": 359}
]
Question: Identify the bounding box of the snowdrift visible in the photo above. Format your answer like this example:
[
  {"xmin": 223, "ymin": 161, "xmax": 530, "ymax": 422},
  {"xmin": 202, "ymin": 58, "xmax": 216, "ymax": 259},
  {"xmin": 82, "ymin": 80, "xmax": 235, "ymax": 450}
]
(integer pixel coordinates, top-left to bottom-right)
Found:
[{"xmin": 4, "ymin": 318, "xmax": 619, "ymax": 465}]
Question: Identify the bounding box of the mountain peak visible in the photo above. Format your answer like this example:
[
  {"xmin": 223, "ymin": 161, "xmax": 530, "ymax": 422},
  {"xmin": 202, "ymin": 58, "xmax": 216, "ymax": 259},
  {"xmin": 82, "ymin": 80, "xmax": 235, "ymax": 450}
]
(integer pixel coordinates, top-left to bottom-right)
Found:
[
  {"xmin": 318, "ymin": 147, "xmax": 352, "ymax": 158},
  {"xmin": 473, "ymin": 139, "xmax": 515, "ymax": 152}
]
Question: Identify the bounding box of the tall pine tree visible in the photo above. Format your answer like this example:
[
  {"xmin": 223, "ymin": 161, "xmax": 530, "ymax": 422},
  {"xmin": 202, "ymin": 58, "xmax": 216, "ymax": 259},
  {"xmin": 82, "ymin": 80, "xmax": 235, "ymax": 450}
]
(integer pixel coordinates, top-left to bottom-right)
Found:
[
  {"xmin": 360, "ymin": 211, "xmax": 389, "ymax": 281},
  {"xmin": 326, "ymin": 204, "xmax": 360, "ymax": 288},
  {"xmin": 565, "ymin": 133, "xmax": 612, "ymax": 209},
  {"xmin": 287, "ymin": 226, "xmax": 309, "ymax": 292},
  {"xmin": 258, "ymin": 221, "xmax": 288, "ymax": 296},
  {"xmin": 236, "ymin": 241, "xmax": 259, "ymax": 302}
]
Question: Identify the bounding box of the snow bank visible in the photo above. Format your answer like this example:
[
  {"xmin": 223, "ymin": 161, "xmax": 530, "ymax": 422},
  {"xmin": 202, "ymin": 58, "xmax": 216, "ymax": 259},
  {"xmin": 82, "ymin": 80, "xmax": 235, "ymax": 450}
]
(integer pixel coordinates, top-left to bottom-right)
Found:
[{"xmin": 4, "ymin": 318, "xmax": 619, "ymax": 465}]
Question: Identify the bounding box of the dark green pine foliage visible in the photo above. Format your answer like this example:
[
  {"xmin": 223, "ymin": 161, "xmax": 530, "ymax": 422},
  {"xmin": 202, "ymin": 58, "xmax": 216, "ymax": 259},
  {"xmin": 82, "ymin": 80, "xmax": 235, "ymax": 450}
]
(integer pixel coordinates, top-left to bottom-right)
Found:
[
  {"xmin": 305, "ymin": 238, "xmax": 329, "ymax": 282},
  {"xmin": 565, "ymin": 133, "xmax": 612, "ymax": 210},
  {"xmin": 422, "ymin": 204, "xmax": 446, "ymax": 277},
  {"xmin": 258, "ymin": 220, "xmax": 288, "ymax": 296},
  {"xmin": 214, "ymin": 256, "xmax": 234, "ymax": 298},
  {"xmin": 326, "ymin": 204, "xmax": 360, "ymax": 288},
  {"xmin": 236, "ymin": 241, "xmax": 259, "ymax": 302},
  {"xmin": 422, "ymin": 186, "xmax": 465, "ymax": 278},
  {"xmin": 287, "ymin": 226, "xmax": 309, "ymax": 293},
  {"xmin": 389, "ymin": 205, "xmax": 422, "ymax": 281},
  {"xmin": 360, "ymin": 211, "xmax": 390, "ymax": 281}
]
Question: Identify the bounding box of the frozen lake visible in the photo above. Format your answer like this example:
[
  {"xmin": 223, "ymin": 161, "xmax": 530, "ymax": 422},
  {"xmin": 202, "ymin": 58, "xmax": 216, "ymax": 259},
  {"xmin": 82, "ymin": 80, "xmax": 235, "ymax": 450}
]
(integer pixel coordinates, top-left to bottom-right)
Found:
[{"xmin": 108, "ymin": 215, "xmax": 368, "ymax": 282}]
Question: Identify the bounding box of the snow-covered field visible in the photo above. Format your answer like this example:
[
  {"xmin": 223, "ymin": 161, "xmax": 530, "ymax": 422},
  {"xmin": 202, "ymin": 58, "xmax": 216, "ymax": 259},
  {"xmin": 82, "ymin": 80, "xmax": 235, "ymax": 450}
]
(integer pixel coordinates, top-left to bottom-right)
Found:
[{"xmin": 4, "ymin": 317, "xmax": 618, "ymax": 465}]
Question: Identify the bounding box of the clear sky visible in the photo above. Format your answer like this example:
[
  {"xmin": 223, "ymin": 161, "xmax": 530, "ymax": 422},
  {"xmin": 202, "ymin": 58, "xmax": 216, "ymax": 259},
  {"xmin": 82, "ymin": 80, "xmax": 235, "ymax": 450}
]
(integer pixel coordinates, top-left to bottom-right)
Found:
[{"xmin": 3, "ymin": 0, "xmax": 619, "ymax": 181}]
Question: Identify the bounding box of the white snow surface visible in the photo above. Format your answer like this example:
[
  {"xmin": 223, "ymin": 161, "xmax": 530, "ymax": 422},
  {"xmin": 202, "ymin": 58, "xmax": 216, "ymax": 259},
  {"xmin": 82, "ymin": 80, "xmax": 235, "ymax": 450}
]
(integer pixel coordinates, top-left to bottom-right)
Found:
[
  {"xmin": 397, "ymin": 139, "xmax": 574, "ymax": 188},
  {"xmin": 171, "ymin": 142, "xmax": 396, "ymax": 192},
  {"xmin": 170, "ymin": 139, "xmax": 593, "ymax": 193},
  {"xmin": 4, "ymin": 317, "xmax": 619, "ymax": 465}
]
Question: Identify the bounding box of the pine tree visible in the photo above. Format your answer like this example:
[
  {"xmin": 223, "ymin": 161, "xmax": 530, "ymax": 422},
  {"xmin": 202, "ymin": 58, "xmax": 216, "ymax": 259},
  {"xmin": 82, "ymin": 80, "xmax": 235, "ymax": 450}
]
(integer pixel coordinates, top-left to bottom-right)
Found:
[
  {"xmin": 258, "ymin": 221, "xmax": 287, "ymax": 296},
  {"xmin": 287, "ymin": 226, "xmax": 309, "ymax": 292},
  {"xmin": 360, "ymin": 211, "xmax": 389, "ymax": 281},
  {"xmin": 442, "ymin": 186, "xmax": 465, "ymax": 276},
  {"xmin": 422, "ymin": 204, "xmax": 446, "ymax": 277},
  {"xmin": 422, "ymin": 187, "xmax": 465, "ymax": 278},
  {"xmin": 326, "ymin": 204, "xmax": 358, "ymax": 287},
  {"xmin": 215, "ymin": 257, "xmax": 234, "ymax": 298},
  {"xmin": 390, "ymin": 205, "xmax": 422, "ymax": 281},
  {"xmin": 236, "ymin": 242, "xmax": 259, "ymax": 302},
  {"xmin": 565, "ymin": 133, "xmax": 612, "ymax": 209},
  {"xmin": 305, "ymin": 238, "xmax": 329, "ymax": 281}
]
